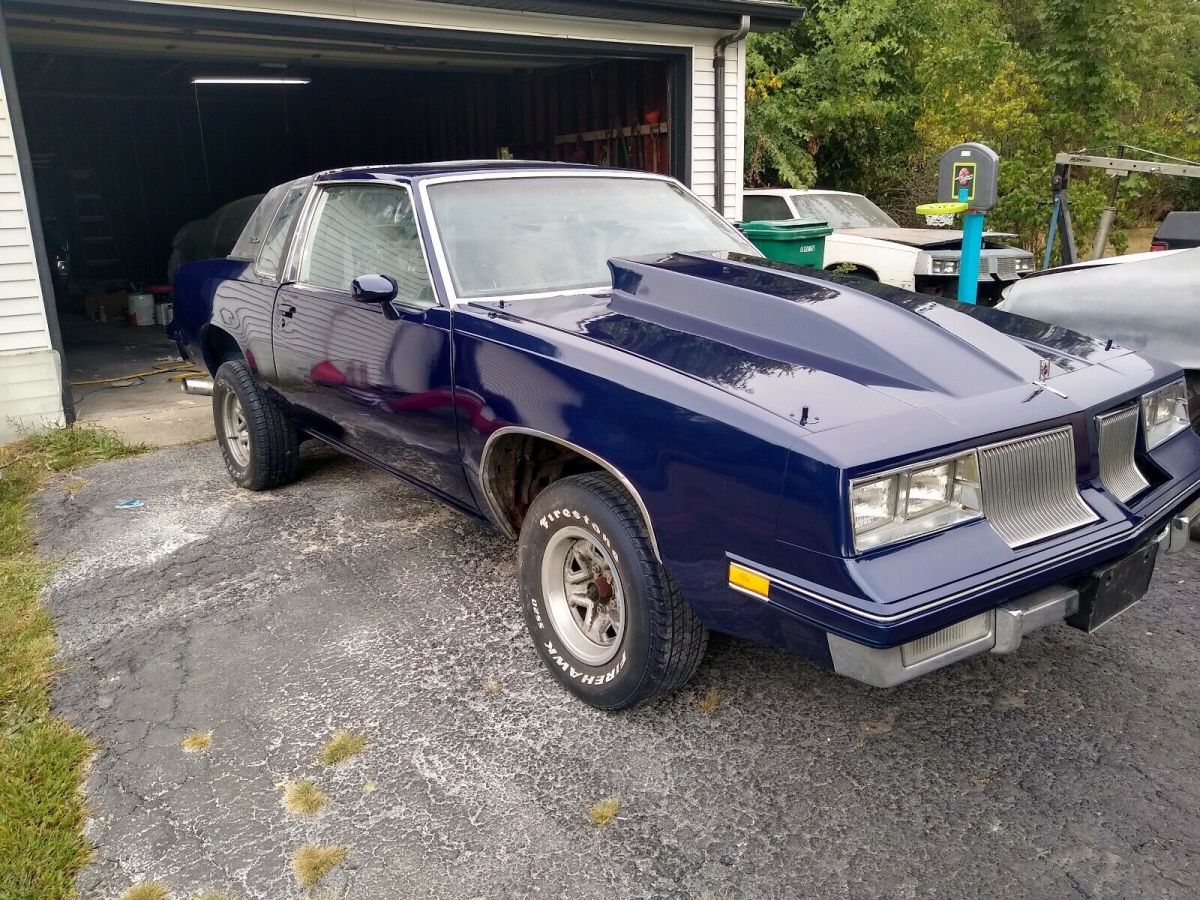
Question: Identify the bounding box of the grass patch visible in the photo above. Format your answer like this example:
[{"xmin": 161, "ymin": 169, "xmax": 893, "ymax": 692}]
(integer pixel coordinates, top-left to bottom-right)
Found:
[
  {"xmin": 279, "ymin": 778, "xmax": 327, "ymax": 816},
  {"xmin": 120, "ymin": 881, "xmax": 171, "ymax": 900},
  {"xmin": 181, "ymin": 731, "xmax": 212, "ymax": 753},
  {"xmin": 193, "ymin": 890, "xmax": 239, "ymax": 900},
  {"xmin": 292, "ymin": 844, "xmax": 346, "ymax": 888},
  {"xmin": 0, "ymin": 426, "xmax": 149, "ymax": 898},
  {"xmin": 318, "ymin": 729, "xmax": 365, "ymax": 766},
  {"xmin": 587, "ymin": 795, "xmax": 620, "ymax": 827}
]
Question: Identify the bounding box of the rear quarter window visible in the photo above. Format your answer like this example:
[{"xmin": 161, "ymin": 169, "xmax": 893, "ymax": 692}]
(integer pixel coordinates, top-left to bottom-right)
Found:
[
  {"xmin": 255, "ymin": 186, "xmax": 307, "ymax": 278},
  {"xmin": 743, "ymin": 195, "xmax": 792, "ymax": 221},
  {"xmin": 229, "ymin": 176, "xmax": 312, "ymax": 260}
]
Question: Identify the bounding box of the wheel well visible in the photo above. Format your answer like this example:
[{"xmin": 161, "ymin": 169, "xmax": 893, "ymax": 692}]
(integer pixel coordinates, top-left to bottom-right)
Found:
[
  {"xmin": 482, "ymin": 433, "xmax": 602, "ymax": 535},
  {"xmin": 202, "ymin": 326, "xmax": 243, "ymax": 374}
]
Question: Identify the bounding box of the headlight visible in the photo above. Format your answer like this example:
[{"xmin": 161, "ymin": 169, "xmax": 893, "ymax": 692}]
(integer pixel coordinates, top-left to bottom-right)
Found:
[
  {"xmin": 931, "ymin": 258, "xmax": 959, "ymax": 275},
  {"xmin": 1141, "ymin": 378, "xmax": 1189, "ymax": 449},
  {"xmin": 1015, "ymin": 258, "xmax": 1034, "ymax": 272},
  {"xmin": 850, "ymin": 452, "xmax": 983, "ymax": 552}
]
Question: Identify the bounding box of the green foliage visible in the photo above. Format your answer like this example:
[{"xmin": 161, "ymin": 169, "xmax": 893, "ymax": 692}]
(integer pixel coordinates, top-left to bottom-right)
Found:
[{"xmin": 746, "ymin": 0, "xmax": 1200, "ymax": 254}]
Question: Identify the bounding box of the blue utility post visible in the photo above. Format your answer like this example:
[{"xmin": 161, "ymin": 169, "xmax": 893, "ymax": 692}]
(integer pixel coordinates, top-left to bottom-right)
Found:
[{"xmin": 957, "ymin": 186, "xmax": 985, "ymax": 305}]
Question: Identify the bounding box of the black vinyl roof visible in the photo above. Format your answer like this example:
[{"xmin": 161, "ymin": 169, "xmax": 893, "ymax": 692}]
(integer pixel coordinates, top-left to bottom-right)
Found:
[{"xmin": 423, "ymin": 0, "xmax": 806, "ymax": 31}]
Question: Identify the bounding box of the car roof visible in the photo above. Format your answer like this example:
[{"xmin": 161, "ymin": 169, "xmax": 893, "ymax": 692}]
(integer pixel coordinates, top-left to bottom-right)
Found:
[
  {"xmin": 314, "ymin": 160, "xmax": 605, "ymax": 182},
  {"xmin": 744, "ymin": 188, "xmax": 861, "ymax": 197}
]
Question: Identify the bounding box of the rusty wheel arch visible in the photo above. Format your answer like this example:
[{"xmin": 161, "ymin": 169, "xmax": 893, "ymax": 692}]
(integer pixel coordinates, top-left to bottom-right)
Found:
[{"xmin": 478, "ymin": 427, "xmax": 662, "ymax": 561}]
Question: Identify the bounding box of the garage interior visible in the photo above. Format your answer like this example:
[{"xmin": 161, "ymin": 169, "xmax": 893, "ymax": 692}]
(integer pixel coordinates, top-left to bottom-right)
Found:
[{"xmin": 2, "ymin": 0, "xmax": 685, "ymax": 440}]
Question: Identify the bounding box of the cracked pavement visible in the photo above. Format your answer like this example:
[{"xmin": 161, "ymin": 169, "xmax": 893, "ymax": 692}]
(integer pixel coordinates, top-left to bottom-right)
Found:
[{"xmin": 35, "ymin": 442, "xmax": 1200, "ymax": 898}]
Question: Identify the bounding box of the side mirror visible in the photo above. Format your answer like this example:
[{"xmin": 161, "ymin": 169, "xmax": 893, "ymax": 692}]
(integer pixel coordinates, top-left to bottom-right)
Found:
[{"xmin": 351, "ymin": 273, "xmax": 398, "ymax": 305}]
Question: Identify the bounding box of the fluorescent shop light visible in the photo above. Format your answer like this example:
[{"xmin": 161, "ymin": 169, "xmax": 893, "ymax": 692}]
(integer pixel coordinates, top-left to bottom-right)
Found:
[{"xmin": 191, "ymin": 76, "xmax": 310, "ymax": 85}]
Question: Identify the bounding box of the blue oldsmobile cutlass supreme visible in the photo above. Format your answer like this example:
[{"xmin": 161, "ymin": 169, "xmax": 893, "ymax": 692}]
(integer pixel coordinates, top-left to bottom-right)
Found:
[{"xmin": 171, "ymin": 161, "xmax": 1200, "ymax": 708}]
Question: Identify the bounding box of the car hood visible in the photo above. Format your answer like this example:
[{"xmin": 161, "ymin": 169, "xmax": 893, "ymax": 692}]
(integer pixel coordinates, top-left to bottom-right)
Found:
[
  {"xmin": 839, "ymin": 227, "xmax": 1020, "ymax": 250},
  {"xmin": 478, "ymin": 253, "xmax": 1133, "ymax": 434},
  {"xmin": 999, "ymin": 246, "xmax": 1200, "ymax": 370}
]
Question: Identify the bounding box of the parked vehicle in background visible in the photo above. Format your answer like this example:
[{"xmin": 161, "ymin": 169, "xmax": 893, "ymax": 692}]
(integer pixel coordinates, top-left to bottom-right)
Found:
[
  {"xmin": 999, "ymin": 246, "xmax": 1199, "ymax": 384},
  {"xmin": 743, "ymin": 188, "xmax": 1035, "ymax": 302},
  {"xmin": 1151, "ymin": 212, "xmax": 1200, "ymax": 251},
  {"xmin": 166, "ymin": 194, "xmax": 264, "ymax": 283},
  {"xmin": 172, "ymin": 162, "xmax": 1200, "ymax": 707}
]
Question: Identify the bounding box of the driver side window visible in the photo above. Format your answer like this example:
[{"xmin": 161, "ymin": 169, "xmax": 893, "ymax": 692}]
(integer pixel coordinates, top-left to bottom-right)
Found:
[{"xmin": 298, "ymin": 184, "xmax": 434, "ymax": 307}]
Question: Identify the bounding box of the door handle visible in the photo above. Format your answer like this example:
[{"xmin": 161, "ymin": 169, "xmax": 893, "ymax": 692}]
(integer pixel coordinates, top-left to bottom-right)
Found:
[{"xmin": 281, "ymin": 305, "xmax": 296, "ymax": 318}]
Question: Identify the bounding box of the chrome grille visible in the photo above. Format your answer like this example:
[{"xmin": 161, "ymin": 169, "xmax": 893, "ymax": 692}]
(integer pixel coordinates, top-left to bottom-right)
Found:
[
  {"xmin": 979, "ymin": 426, "xmax": 1098, "ymax": 547},
  {"xmin": 997, "ymin": 257, "xmax": 1018, "ymax": 279},
  {"xmin": 1097, "ymin": 406, "xmax": 1150, "ymax": 503}
]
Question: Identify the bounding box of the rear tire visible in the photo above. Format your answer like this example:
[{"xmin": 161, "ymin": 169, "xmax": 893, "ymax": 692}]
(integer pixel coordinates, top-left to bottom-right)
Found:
[
  {"xmin": 518, "ymin": 472, "xmax": 707, "ymax": 709},
  {"xmin": 212, "ymin": 359, "xmax": 299, "ymax": 490}
]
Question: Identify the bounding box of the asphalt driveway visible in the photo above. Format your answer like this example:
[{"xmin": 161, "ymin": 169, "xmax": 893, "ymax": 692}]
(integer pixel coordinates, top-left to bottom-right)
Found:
[{"xmin": 37, "ymin": 442, "xmax": 1200, "ymax": 898}]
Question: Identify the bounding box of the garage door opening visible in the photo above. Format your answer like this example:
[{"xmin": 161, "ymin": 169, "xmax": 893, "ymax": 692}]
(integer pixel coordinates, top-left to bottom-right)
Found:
[{"xmin": 3, "ymin": 1, "xmax": 687, "ymax": 437}]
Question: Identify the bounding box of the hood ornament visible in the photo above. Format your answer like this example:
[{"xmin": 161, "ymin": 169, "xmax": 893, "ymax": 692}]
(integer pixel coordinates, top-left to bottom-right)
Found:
[{"xmin": 1032, "ymin": 357, "xmax": 1068, "ymax": 398}]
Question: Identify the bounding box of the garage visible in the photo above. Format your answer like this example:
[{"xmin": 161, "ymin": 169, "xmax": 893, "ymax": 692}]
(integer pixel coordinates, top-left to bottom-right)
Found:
[{"xmin": 0, "ymin": 0, "xmax": 803, "ymax": 441}]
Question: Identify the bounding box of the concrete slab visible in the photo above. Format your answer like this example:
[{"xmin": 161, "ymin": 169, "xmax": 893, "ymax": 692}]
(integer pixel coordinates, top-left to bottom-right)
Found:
[
  {"xmin": 35, "ymin": 444, "xmax": 1200, "ymax": 899},
  {"xmin": 62, "ymin": 313, "xmax": 213, "ymax": 447}
]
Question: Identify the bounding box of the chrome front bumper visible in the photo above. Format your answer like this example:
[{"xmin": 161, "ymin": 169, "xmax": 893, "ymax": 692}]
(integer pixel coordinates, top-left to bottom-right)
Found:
[{"xmin": 827, "ymin": 500, "xmax": 1198, "ymax": 688}]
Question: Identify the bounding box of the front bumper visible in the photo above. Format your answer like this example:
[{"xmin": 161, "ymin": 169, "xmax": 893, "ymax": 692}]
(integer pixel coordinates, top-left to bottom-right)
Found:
[{"xmin": 823, "ymin": 500, "xmax": 1197, "ymax": 687}]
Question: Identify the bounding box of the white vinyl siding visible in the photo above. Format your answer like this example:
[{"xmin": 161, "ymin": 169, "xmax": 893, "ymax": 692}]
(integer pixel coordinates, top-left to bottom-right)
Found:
[
  {"xmin": 0, "ymin": 59, "xmax": 63, "ymax": 440},
  {"xmin": 131, "ymin": 0, "xmax": 748, "ymax": 218}
]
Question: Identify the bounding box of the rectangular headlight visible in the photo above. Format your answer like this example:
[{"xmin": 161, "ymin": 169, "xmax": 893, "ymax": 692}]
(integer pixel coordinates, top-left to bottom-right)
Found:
[
  {"xmin": 1141, "ymin": 378, "xmax": 1189, "ymax": 449},
  {"xmin": 850, "ymin": 452, "xmax": 982, "ymax": 553},
  {"xmin": 1016, "ymin": 258, "xmax": 1034, "ymax": 271},
  {"xmin": 931, "ymin": 259, "xmax": 959, "ymax": 275}
]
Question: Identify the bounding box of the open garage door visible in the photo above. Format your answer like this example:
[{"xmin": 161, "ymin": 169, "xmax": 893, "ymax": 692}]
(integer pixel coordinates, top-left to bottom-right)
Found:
[
  {"xmin": 4, "ymin": 0, "xmax": 689, "ymax": 292},
  {"xmin": 0, "ymin": 0, "xmax": 701, "ymax": 435}
]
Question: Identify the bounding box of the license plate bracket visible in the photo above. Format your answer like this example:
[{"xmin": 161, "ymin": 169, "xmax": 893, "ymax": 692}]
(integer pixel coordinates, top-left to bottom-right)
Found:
[{"xmin": 1067, "ymin": 541, "xmax": 1159, "ymax": 633}]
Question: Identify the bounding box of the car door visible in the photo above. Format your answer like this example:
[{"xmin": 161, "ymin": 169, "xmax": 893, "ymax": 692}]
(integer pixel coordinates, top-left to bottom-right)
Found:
[{"xmin": 271, "ymin": 180, "xmax": 472, "ymax": 506}]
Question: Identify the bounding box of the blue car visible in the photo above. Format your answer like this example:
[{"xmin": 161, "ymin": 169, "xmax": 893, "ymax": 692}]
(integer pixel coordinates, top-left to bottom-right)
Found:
[{"xmin": 171, "ymin": 162, "xmax": 1200, "ymax": 708}]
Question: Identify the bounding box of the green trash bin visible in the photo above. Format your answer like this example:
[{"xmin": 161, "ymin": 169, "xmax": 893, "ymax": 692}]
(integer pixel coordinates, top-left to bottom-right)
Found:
[{"xmin": 738, "ymin": 218, "xmax": 832, "ymax": 267}]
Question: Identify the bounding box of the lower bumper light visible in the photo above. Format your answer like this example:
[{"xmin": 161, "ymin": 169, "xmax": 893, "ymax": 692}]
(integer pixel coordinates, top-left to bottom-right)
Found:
[{"xmin": 900, "ymin": 613, "xmax": 992, "ymax": 666}]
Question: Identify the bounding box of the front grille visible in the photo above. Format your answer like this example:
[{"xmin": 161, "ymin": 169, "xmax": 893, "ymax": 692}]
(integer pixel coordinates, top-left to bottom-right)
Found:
[
  {"xmin": 979, "ymin": 426, "xmax": 1098, "ymax": 547},
  {"xmin": 900, "ymin": 612, "xmax": 993, "ymax": 667},
  {"xmin": 1097, "ymin": 406, "xmax": 1150, "ymax": 503},
  {"xmin": 997, "ymin": 257, "xmax": 1018, "ymax": 279}
]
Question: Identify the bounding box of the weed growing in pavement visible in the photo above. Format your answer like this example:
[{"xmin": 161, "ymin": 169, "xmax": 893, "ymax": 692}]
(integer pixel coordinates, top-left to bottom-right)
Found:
[
  {"xmin": 318, "ymin": 729, "xmax": 365, "ymax": 766},
  {"xmin": 280, "ymin": 778, "xmax": 327, "ymax": 816},
  {"xmin": 181, "ymin": 731, "xmax": 213, "ymax": 753},
  {"xmin": 698, "ymin": 688, "xmax": 723, "ymax": 716},
  {"xmin": 587, "ymin": 796, "xmax": 621, "ymax": 826},
  {"xmin": 119, "ymin": 881, "xmax": 171, "ymax": 900},
  {"xmin": 292, "ymin": 844, "xmax": 347, "ymax": 887}
]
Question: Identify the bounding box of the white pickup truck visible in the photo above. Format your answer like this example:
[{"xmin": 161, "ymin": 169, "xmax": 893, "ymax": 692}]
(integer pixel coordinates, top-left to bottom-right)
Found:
[{"xmin": 743, "ymin": 188, "xmax": 1035, "ymax": 303}]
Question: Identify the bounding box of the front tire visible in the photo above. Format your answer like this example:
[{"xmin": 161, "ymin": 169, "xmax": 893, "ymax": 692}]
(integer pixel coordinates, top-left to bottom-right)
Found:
[
  {"xmin": 518, "ymin": 473, "xmax": 707, "ymax": 709},
  {"xmin": 212, "ymin": 359, "xmax": 299, "ymax": 490}
]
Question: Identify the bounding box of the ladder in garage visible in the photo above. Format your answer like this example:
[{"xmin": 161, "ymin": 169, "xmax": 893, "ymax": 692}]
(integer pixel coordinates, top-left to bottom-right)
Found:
[{"xmin": 68, "ymin": 169, "xmax": 126, "ymax": 291}]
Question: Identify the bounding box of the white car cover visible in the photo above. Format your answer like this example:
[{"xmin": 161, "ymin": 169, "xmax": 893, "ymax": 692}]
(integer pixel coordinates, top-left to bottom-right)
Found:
[{"xmin": 998, "ymin": 247, "xmax": 1200, "ymax": 369}]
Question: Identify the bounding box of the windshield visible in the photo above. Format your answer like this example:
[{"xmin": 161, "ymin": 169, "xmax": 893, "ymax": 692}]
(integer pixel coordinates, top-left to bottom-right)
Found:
[
  {"xmin": 789, "ymin": 192, "xmax": 898, "ymax": 229},
  {"xmin": 426, "ymin": 176, "xmax": 754, "ymax": 299}
]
